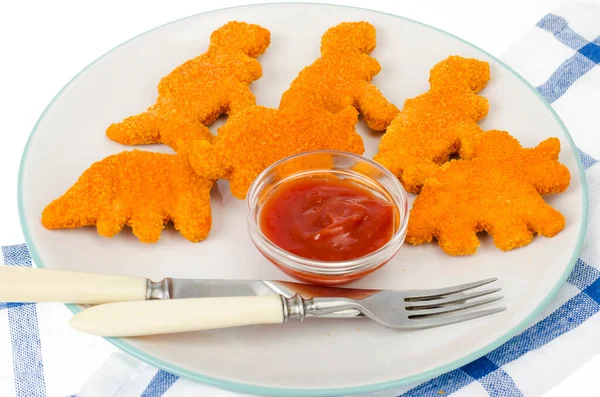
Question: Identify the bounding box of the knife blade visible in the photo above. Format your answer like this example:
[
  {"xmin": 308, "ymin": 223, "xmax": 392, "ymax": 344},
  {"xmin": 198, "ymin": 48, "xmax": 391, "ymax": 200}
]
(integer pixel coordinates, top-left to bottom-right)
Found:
[{"xmin": 0, "ymin": 266, "xmax": 369, "ymax": 317}]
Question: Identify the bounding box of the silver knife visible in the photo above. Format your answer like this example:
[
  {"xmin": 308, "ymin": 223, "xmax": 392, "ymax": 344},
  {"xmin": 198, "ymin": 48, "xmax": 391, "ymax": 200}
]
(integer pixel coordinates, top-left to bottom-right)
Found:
[{"xmin": 0, "ymin": 265, "xmax": 373, "ymax": 318}]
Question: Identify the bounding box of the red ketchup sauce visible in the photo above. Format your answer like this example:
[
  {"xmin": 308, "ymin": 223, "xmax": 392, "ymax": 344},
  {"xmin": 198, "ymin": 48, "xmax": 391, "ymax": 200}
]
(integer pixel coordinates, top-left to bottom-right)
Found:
[{"xmin": 259, "ymin": 177, "xmax": 395, "ymax": 262}]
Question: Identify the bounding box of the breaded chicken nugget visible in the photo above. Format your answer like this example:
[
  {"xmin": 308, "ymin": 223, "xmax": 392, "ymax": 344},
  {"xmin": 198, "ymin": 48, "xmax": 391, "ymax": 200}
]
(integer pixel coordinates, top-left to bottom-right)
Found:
[
  {"xmin": 407, "ymin": 130, "xmax": 571, "ymax": 256},
  {"xmin": 373, "ymin": 56, "xmax": 491, "ymax": 193},
  {"xmin": 189, "ymin": 22, "xmax": 399, "ymax": 199},
  {"xmin": 280, "ymin": 22, "xmax": 398, "ymax": 131},
  {"xmin": 189, "ymin": 98, "xmax": 363, "ymax": 199},
  {"xmin": 106, "ymin": 21, "xmax": 271, "ymax": 152},
  {"xmin": 42, "ymin": 151, "xmax": 213, "ymax": 243}
]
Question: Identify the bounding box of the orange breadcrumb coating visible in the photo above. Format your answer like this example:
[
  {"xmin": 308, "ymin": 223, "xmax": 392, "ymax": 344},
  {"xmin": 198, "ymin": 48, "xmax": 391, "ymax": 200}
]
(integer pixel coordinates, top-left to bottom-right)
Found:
[
  {"xmin": 189, "ymin": 22, "xmax": 395, "ymax": 200},
  {"xmin": 106, "ymin": 21, "xmax": 271, "ymax": 152},
  {"xmin": 373, "ymin": 56, "xmax": 491, "ymax": 193},
  {"xmin": 407, "ymin": 130, "xmax": 571, "ymax": 256},
  {"xmin": 42, "ymin": 151, "xmax": 213, "ymax": 243},
  {"xmin": 189, "ymin": 99, "xmax": 363, "ymax": 199},
  {"xmin": 279, "ymin": 22, "xmax": 398, "ymax": 131}
]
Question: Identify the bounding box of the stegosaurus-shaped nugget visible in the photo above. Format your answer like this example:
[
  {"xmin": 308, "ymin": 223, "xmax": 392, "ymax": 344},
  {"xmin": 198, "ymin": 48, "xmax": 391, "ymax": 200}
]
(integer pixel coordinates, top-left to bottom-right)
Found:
[
  {"xmin": 106, "ymin": 21, "xmax": 271, "ymax": 152},
  {"xmin": 407, "ymin": 130, "xmax": 571, "ymax": 256},
  {"xmin": 373, "ymin": 56, "xmax": 491, "ymax": 193},
  {"xmin": 279, "ymin": 21, "xmax": 399, "ymax": 131},
  {"xmin": 42, "ymin": 150, "xmax": 213, "ymax": 243}
]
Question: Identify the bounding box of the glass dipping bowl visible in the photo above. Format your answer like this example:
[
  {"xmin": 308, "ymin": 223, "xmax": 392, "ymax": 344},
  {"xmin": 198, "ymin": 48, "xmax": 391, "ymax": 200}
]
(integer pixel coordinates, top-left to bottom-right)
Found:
[{"xmin": 246, "ymin": 150, "xmax": 409, "ymax": 285}]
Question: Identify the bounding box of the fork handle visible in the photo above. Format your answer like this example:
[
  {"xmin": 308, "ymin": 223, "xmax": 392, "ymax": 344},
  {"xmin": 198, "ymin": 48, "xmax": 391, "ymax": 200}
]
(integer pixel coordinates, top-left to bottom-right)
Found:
[{"xmin": 69, "ymin": 296, "xmax": 285, "ymax": 337}]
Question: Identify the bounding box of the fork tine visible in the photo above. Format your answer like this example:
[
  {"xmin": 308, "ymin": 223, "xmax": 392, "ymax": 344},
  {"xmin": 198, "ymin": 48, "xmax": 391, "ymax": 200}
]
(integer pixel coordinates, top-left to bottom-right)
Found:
[
  {"xmin": 405, "ymin": 307, "xmax": 506, "ymax": 329},
  {"xmin": 405, "ymin": 288, "xmax": 501, "ymax": 310},
  {"xmin": 407, "ymin": 296, "xmax": 503, "ymax": 317},
  {"xmin": 404, "ymin": 278, "xmax": 498, "ymax": 302}
]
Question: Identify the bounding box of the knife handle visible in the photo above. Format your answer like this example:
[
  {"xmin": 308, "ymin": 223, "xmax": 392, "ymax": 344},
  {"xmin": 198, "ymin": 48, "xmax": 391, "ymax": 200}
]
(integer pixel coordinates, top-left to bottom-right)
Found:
[
  {"xmin": 0, "ymin": 265, "xmax": 148, "ymax": 304},
  {"xmin": 69, "ymin": 296, "xmax": 285, "ymax": 337}
]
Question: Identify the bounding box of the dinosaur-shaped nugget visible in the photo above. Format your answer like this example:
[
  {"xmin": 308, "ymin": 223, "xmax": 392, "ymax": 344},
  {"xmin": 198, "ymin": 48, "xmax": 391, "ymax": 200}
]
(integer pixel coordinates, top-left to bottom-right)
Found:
[
  {"xmin": 407, "ymin": 130, "xmax": 571, "ymax": 256},
  {"xmin": 42, "ymin": 150, "xmax": 213, "ymax": 243},
  {"xmin": 374, "ymin": 55, "xmax": 491, "ymax": 193},
  {"xmin": 106, "ymin": 21, "xmax": 271, "ymax": 152},
  {"xmin": 190, "ymin": 100, "xmax": 362, "ymax": 200},
  {"xmin": 279, "ymin": 21, "xmax": 399, "ymax": 131}
]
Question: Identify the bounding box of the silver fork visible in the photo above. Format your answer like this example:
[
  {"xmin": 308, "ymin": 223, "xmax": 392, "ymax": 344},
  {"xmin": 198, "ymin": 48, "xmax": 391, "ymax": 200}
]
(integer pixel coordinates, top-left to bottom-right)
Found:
[
  {"xmin": 287, "ymin": 278, "xmax": 504, "ymax": 330},
  {"xmin": 68, "ymin": 278, "xmax": 504, "ymax": 337}
]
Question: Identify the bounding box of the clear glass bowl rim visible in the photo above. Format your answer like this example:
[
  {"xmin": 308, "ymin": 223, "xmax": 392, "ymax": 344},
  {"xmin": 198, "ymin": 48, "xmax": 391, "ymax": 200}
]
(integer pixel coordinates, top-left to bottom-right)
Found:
[{"xmin": 245, "ymin": 150, "xmax": 410, "ymax": 276}]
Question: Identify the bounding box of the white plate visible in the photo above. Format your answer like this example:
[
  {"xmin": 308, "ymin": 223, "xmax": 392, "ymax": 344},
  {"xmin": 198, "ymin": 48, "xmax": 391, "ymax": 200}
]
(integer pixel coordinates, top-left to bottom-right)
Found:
[{"xmin": 18, "ymin": 3, "xmax": 587, "ymax": 396}]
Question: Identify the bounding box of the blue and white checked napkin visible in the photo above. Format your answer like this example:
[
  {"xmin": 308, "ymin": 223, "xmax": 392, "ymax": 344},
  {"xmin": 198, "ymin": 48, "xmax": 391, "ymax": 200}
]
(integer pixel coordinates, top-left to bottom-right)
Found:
[{"xmin": 2, "ymin": 3, "xmax": 600, "ymax": 396}]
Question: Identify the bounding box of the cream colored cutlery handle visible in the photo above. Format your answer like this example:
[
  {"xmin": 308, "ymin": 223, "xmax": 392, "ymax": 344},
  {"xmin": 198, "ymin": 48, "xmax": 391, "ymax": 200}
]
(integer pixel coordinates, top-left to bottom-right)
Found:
[
  {"xmin": 0, "ymin": 265, "xmax": 147, "ymax": 304},
  {"xmin": 69, "ymin": 296, "xmax": 285, "ymax": 337}
]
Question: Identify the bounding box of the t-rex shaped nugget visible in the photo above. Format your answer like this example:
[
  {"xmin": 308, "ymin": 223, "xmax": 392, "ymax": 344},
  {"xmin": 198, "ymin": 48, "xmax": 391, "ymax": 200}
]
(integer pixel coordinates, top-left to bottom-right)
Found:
[
  {"xmin": 407, "ymin": 130, "xmax": 571, "ymax": 256},
  {"xmin": 373, "ymin": 55, "xmax": 491, "ymax": 193},
  {"xmin": 279, "ymin": 21, "xmax": 399, "ymax": 131},
  {"xmin": 189, "ymin": 98, "xmax": 363, "ymax": 200},
  {"xmin": 42, "ymin": 150, "xmax": 213, "ymax": 243},
  {"xmin": 106, "ymin": 21, "xmax": 271, "ymax": 152}
]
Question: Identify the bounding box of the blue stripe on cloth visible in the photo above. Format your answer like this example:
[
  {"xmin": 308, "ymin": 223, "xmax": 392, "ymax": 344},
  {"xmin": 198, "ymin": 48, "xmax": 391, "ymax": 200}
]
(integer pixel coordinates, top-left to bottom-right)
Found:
[
  {"xmin": 579, "ymin": 149, "xmax": 599, "ymax": 169},
  {"xmin": 579, "ymin": 42, "xmax": 600, "ymax": 63},
  {"xmin": 583, "ymin": 278, "xmax": 600, "ymax": 305},
  {"xmin": 2, "ymin": 245, "xmax": 47, "ymax": 397},
  {"xmin": 462, "ymin": 357, "xmax": 498, "ymax": 379},
  {"xmin": 399, "ymin": 369, "xmax": 473, "ymax": 396},
  {"xmin": 536, "ymin": 14, "xmax": 590, "ymax": 50},
  {"xmin": 478, "ymin": 369, "xmax": 523, "ymax": 397},
  {"xmin": 0, "ymin": 303, "xmax": 24, "ymax": 311},
  {"xmin": 536, "ymin": 37, "xmax": 600, "ymax": 103},
  {"xmin": 567, "ymin": 259, "xmax": 600, "ymax": 291},
  {"xmin": 140, "ymin": 370, "xmax": 179, "ymax": 397},
  {"xmin": 461, "ymin": 358, "xmax": 523, "ymax": 396},
  {"xmin": 2, "ymin": 244, "xmax": 30, "ymax": 266}
]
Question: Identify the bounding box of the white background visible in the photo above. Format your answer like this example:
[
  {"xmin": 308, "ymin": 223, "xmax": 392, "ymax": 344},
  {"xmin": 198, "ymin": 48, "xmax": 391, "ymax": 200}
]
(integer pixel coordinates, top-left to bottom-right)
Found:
[{"xmin": 0, "ymin": 0, "xmax": 598, "ymax": 396}]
